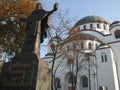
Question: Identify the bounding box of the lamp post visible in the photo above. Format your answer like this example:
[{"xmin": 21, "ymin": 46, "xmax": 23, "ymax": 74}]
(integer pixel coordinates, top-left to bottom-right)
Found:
[
  {"xmin": 92, "ymin": 73, "xmax": 96, "ymax": 90},
  {"xmin": 87, "ymin": 55, "xmax": 91, "ymax": 90},
  {"xmin": 86, "ymin": 52, "xmax": 98, "ymax": 90},
  {"xmin": 84, "ymin": 51, "xmax": 95, "ymax": 90}
]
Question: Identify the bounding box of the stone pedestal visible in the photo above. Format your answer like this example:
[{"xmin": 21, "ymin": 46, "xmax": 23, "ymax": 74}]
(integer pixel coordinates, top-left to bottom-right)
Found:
[
  {"xmin": 0, "ymin": 53, "xmax": 51, "ymax": 90},
  {"xmin": 36, "ymin": 59, "xmax": 51, "ymax": 90}
]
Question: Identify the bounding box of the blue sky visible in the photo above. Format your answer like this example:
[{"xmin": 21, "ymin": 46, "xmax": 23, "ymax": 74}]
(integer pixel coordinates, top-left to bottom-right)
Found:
[
  {"xmin": 40, "ymin": 0, "xmax": 120, "ymax": 24},
  {"xmin": 40, "ymin": 0, "xmax": 120, "ymax": 57}
]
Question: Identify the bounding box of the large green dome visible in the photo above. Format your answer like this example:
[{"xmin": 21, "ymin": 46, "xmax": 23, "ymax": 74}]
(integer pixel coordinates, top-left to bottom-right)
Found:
[{"xmin": 74, "ymin": 15, "xmax": 109, "ymax": 26}]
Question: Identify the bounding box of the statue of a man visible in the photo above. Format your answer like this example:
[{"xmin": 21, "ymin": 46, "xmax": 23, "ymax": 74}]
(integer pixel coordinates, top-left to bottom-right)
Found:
[
  {"xmin": 26, "ymin": 2, "xmax": 58, "ymax": 43},
  {"xmin": 21, "ymin": 2, "xmax": 58, "ymax": 53}
]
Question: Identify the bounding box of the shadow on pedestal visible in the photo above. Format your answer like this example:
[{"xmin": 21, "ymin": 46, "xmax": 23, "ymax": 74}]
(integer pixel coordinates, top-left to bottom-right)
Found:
[{"xmin": 0, "ymin": 53, "xmax": 38, "ymax": 90}]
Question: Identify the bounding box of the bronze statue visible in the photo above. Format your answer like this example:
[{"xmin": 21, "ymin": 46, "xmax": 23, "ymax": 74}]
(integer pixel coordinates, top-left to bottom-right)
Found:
[
  {"xmin": 21, "ymin": 2, "xmax": 58, "ymax": 55},
  {"xmin": 26, "ymin": 2, "xmax": 58, "ymax": 43}
]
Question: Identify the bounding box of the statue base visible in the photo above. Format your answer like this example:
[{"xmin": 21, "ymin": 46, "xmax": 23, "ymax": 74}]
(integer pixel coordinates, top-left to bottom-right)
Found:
[
  {"xmin": 0, "ymin": 53, "xmax": 51, "ymax": 90},
  {"xmin": 36, "ymin": 59, "xmax": 51, "ymax": 90}
]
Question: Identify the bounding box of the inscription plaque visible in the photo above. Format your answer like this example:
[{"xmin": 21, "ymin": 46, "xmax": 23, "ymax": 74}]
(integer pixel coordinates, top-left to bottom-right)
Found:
[{"xmin": 0, "ymin": 53, "xmax": 38, "ymax": 90}]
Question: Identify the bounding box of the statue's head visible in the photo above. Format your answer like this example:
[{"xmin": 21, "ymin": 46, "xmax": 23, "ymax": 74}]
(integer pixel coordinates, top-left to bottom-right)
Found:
[{"xmin": 36, "ymin": 3, "xmax": 42, "ymax": 9}]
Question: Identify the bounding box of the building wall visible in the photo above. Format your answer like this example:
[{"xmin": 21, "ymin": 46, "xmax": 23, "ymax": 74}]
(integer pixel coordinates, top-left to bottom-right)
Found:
[
  {"xmin": 44, "ymin": 17, "xmax": 120, "ymax": 90},
  {"xmin": 108, "ymin": 25, "xmax": 120, "ymax": 87},
  {"xmin": 96, "ymin": 47, "xmax": 119, "ymax": 90}
]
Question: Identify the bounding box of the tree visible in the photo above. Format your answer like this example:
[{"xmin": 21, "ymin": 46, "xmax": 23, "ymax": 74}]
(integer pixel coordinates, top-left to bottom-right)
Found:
[
  {"xmin": 47, "ymin": 23, "xmax": 98, "ymax": 90},
  {"xmin": 0, "ymin": 0, "xmax": 36, "ymax": 55},
  {"xmin": 45, "ymin": 10, "xmax": 91, "ymax": 90},
  {"xmin": 44, "ymin": 11, "xmax": 73, "ymax": 90}
]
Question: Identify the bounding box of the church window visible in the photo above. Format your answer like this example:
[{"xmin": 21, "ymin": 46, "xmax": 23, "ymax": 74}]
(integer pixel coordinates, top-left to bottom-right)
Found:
[
  {"xmin": 103, "ymin": 25, "xmax": 106, "ymax": 30},
  {"xmin": 68, "ymin": 74, "xmax": 76, "ymax": 83},
  {"xmin": 115, "ymin": 30, "xmax": 120, "ymax": 38},
  {"xmin": 97, "ymin": 24, "xmax": 100, "ymax": 28},
  {"xmin": 81, "ymin": 76, "xmax": 88, "ymax": 88},
  {"xmin": 68, "ymin": 74, "xmax": 75, "ymax": 90},
  {"xmin": 102, "ymin": 55, "xmax": 104, "ymax": 62},
  {"xmin": 90, "ymin": 24, "xmax": 93, "ymax": 29},
  {"xmin": 55, "ymin": 78, "xmax": 61, "ymax": 88},
  {"xmin": 101, "ymin": 53, "xmax": 107, "ymax": 62},
  {"xmin": 84, "ymin": 25, "xmax": 86, "ymax": 29},
  {"xmin": 88, "ymin": 43, "xmax": 92, "ymax": 49},
  {"xmin": 99, "ymin": 86, "xmax": 104, "ymax": 90},
  {"xmin": 106, "ymin": 86, "xmax": 108, "ymax": 90}
]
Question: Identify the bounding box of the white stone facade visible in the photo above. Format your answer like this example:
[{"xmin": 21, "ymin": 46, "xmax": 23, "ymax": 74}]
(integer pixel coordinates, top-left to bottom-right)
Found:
[{"xmin": 44, "ymin": 16, "xmax": 120, "ymax": 90}]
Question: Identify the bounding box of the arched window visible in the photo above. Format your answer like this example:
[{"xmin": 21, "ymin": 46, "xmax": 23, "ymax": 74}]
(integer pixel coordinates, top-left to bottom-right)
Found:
[
  {"xmin": 88, "ymin": 43, "xmax": 92, "ymax": 49},
  {"xmin": 103, "ymin": 25, "xmax": 106, "ymax": 30},
  {"xmin": 78, "ymin": 27, "xmax": 80, "ymax": 30},
  {"xmin": 115, "ymin": 30, "xmax": 120, "ymax": 38},
  {"xmin": 68, "ymin": 74, "xmax": 76, "ymax": 90},
  {"xmin": 68, "ymin": 74, "xmax": 76, "ymax": 83},
  {"xmin": 99, "ymin": 86, "xmax": 104, "ymax": 90},
  {"xmin": 106, "ymin": 86, "xmax": 108, "ymax": 90},
  {"xmin": 84, "ymin": 25, "xmax": 86, "ymax": 29},
  {"xmin": 81, "ymin": 76, "xmax": 88, "ymax": 88},
  {"xmin": 97, "ymin": 24, "xmax": 100, "ymax": 28},
  {"xmin": 55, "ymin": 78, "xmax": 61, "ymax": 88},
  {"xmin": 101, "ymin": 53, "xmax": 107, "ymax": 62},
  {"xmin": 90, "ymin": 24, "xmax": 93, "ymax": 29}
]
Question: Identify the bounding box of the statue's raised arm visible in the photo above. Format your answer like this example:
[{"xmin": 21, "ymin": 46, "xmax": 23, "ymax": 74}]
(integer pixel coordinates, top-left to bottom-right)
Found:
[
  {"xmin": 53, "ymin": 2, "xmax": 59, "ymax": 11},
  {"xmin": 40, "ymin": 2, "xmax": 58, "ymax": 43}
]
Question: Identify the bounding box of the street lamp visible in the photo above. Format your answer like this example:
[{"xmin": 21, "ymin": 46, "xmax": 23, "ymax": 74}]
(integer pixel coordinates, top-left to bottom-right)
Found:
[
  {"xmin": 82, "ymin": 50, "xmax": 95, "ymax": 90},
  {"xmin": 85, "ymin": 52, "xmax": 98, "ymax": 90},
  {"xmin": 92, "ymin": 73, "xmax": 97, "ymax": 90},
  {"xmin": 86, "ymin": 54, "xmax": 91, "ymax": 90}
]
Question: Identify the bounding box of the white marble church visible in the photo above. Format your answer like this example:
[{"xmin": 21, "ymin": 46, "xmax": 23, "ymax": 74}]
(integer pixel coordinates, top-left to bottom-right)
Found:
[{"xmin": 44, "ymin": 15, "xmax": 120, "ymax": 90}]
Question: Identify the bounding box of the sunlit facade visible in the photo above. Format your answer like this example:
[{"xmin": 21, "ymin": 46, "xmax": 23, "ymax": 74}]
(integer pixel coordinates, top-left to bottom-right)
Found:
[{"xmin": 44, "ymin": 15, "xmax": 120, "ymax": 90}]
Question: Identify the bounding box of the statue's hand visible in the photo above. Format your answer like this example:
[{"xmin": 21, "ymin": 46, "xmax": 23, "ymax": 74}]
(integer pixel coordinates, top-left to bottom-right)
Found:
[{"xmin": 53, "ymin": 2, "xmax": 58, "ymax": 11}]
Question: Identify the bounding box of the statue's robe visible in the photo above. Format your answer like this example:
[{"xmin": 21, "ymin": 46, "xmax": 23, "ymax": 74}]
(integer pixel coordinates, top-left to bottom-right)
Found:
[
  {"xmin": 26, "ymin": 9, "xmax": 49, "ymax": 43},
  {"xmin": 22, "ymin": 9, "xmax": 50, "ymax": 53}
]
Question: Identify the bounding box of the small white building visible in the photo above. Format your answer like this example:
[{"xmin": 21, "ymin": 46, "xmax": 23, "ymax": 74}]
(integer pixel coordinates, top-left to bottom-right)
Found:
[{"xmin": 44, "ymin": 15, "xmax": 120, "ymax": 90}]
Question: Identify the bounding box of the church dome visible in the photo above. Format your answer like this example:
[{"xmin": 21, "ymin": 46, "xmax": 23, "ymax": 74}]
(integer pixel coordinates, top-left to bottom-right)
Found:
[
  {"xmin": 74, "ymin": 15, "xmax": 109, "ymax": 26},
  {"xmin": 110, "ymin": 21, "xmax": 120, "ymax": 27}
]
